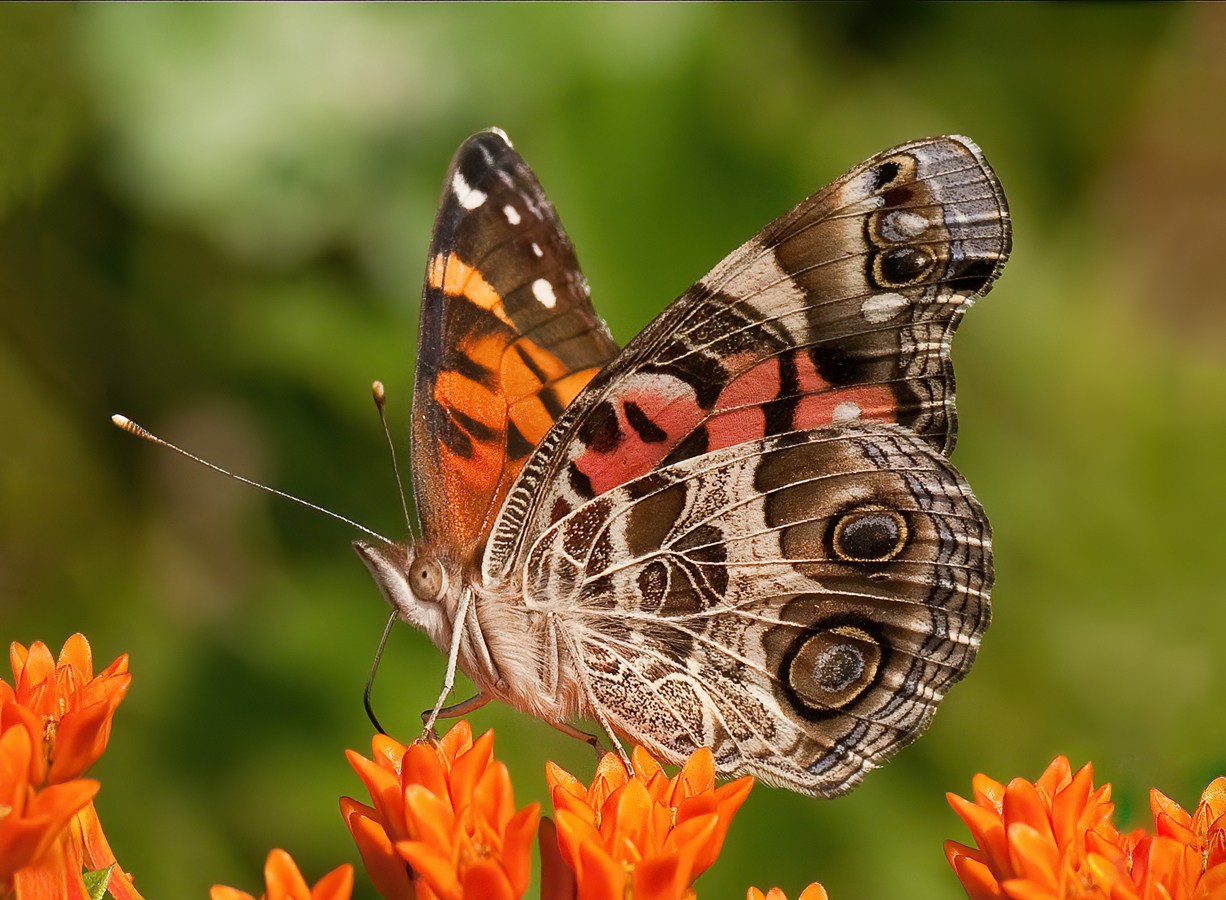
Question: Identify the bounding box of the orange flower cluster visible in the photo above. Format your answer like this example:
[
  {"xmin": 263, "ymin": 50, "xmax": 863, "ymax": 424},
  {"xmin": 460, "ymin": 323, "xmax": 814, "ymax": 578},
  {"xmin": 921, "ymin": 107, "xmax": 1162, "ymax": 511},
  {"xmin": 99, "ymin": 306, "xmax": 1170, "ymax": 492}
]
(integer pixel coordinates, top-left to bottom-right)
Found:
[
  {"xmin": 545, "ymin": 746, "xmax": 752, "ymax": 900},
  {"xmin": 342, "ymin": 723, "xmax": 829, "ymax": 900},
  {"xmin": 0, "ymin": 635, "xmax": 140, "ymax": 900},
  {"xmin": 341, "ymin": 721, "xmax": 539, "ymax": 900},
  {"xmin": 946, "ymin": 755, "xmax": 1226, "ymax": 900},
  {"xmin": 210, "ymin": 849, "xmax": 353, "ymax": 900}
]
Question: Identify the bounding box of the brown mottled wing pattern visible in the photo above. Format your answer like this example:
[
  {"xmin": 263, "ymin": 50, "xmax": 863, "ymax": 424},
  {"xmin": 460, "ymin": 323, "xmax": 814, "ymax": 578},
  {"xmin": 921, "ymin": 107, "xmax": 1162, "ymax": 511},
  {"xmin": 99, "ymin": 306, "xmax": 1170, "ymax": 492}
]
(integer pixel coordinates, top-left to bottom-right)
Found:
[
  {"xmin": 412, "ymin": 129, "xmax": 618, "ymax": 558},
  {"xmin": 523, "ymin": 423, "xmax": 992, "ymax": 796},
  {"xmin": 485, "ymin": 136, "xmax": 1008, "ymax": 580}
]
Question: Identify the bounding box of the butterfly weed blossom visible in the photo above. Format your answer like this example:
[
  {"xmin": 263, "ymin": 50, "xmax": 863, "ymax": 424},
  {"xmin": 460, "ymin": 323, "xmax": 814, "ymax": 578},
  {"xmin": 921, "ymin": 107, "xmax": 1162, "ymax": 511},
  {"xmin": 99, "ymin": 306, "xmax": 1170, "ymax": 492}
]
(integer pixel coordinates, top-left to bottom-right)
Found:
[
  {"xmin": 946, "ymin": 755, "xmax": 1226, "ymax": 899},
  {"xmin": 0, "ymin": 634, "xmax": 141, "ymax": 900},
  {"xmin": 210, "ymin": 850, "xmax": 353, "ymax": 900},
  {"xmin": 341, "ymin": 721, "xmax": 539, "ymax": 900},
  {"xmin": 544, "ymin": 745, "xmax": 753, "ymax": 900},
  {"xmin": 341, "ymin": 721, "xmax": 828, "ymax": 900},
  {"xmin": 746, "ymin": 887, "xmax": 828, "ymax": 900}
]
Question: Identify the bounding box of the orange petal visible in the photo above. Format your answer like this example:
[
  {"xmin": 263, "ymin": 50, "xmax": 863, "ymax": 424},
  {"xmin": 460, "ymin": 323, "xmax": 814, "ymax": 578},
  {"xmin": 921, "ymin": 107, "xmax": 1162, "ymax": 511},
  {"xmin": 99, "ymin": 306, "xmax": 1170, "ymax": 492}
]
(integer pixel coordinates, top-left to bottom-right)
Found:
[
  {"xmin": 71, "ymin": 799, "xmax": 144, "ymax": 900},
  {"xmin": 972, "ymin": 774, "xmax": 1007, "ymax": 812},
  {"xmin": 210, "ymin": 888, "xmax": 257, "ymax": 900},
  {"xmin": 309, "ymin": 864, "xmax": 353, "ymax": 900},
  {"xmin": 574, "ymin": 831, "xmax": 624, "ymax": 900},
  {"xmin": 11, "ymin": 834, "xmax": 92, "ymax": 900},
  {"xmin": 459, "ymin": 860, "xmax": 515, "ymax": 900},
  {"xmin": 997, "ymin": 879, "xmax": 1058, "ymax": 900},
  {"xmin": 502, "ymin": 803, "xmax": 541, "ymax": 897},
  {"xmin": 949, "ymin": 792, "xmax": 1012, "ymax": 880},
  {"xmin": 436, "ymin": 720, "xmax": 474, "ymax": 761},
  {"xmin": 403, "ymin": 741, "xmax": 449, "ymax": 801},
  {"xmin": 346, "ymin": 750, "xmax": 409, "ymax": 843},
  {"xmin": 1048, "ymin": 761, "xmax": 1094, "ymax": 851},
  {"xmin": 1005, "ymin": 823, "xmax": 1060, "ymax": 891},
  {"xmin": 447, "ymin": 729, "xmax": 495, "ymax": 806},
  {"xmin": 673, "ymin": 748, "xmax": 714, "ymax": 803},
  {"xmin": 371, "ymin": 733, "xmax": 409, "ymax": 773},
  {"xmin": 48, "ymin": 684, "xmax": 130, "ymax": 782},
  {"xmin": 402, "ymin": 784, "xmax": 457, "ymax": 849},
  {"xmin": 18, "ymin": 641, "xmax": 55, "ymax": 690},
  {"xmin": 1003, "ymin": 780, "xmax": 1056, "ymax": 846},
  {"xmin": 948, "ymin": 847, "xmax": 1006, "ymax": 899},
  {"xmin": 555, "ymin": 808, "xmax": 604, "ymax": 872},
  {"xmin": 59, "ymin": 635, "xmax": 94, "ymax": 678},
  {"xmin": 1034, "ymin": 757, "xmax": 1074, "ymax": 799},
  {"xmin": 634, "ymin": 847, "xmax": 697, "ymax": 900},
  {"xmin": 546, "ymin": 761, "xmax": 587, "ymax": 801},
  {"xmin": 264, "ymin": 849, "xmax": 312, "ymax": 898},
  {"xmin": 395, "ymin": 840, "xmax": 461, "ymax": 900},
  {"xmin": 340, "ymin": 797, "xmax": 412, "ymax": 900},
  {"xmin": 797, "ymin": 885, "xmax": 828, "ymax": 900},
  {"xmin": 693, "ymin": 776, "xmax": 753, "ymax": 873}
]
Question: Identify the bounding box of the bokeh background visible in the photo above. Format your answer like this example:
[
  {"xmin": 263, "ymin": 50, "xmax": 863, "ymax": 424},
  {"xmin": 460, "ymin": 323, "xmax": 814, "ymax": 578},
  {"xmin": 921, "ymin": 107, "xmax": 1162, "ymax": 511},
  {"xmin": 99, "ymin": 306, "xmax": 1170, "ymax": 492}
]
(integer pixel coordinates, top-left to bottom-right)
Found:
[{"xmin": 3, "ymin": 4, "xmax": 1225, "ymax": 898}]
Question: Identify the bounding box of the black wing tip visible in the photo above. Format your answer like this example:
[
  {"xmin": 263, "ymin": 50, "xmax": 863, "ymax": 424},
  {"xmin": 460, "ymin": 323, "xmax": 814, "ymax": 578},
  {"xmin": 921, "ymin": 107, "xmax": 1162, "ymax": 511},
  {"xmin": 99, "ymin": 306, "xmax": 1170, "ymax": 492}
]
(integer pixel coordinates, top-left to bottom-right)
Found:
[
  {"xmin": 457, "ymin": 127, "xmax": 514, "ymax": 159},
  {"xmin": 449, "ymin": 127, "xmax": 518, "ymax": 189}
]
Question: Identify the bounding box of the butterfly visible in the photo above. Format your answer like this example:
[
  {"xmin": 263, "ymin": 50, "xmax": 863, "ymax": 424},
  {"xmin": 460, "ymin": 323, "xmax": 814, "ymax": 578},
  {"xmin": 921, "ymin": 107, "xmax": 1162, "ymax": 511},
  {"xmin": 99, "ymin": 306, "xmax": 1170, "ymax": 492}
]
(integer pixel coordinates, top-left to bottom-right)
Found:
[{"xmin": 356, "ymin": 127, "xmax": 1010, "ymax": 797}]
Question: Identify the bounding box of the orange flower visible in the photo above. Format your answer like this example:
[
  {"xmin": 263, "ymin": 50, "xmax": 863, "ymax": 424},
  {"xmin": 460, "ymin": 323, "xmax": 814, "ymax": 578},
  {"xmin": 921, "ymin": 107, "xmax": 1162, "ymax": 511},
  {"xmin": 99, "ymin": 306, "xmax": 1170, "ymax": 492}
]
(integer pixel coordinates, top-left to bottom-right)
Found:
[
  {"xmin": 341, "ymin": 721, "xmax": 539, "ymax": 900},
  {"xmin": 210, "ymin": 849, "xmax": 353, "ymax": 900},
  {"xmin": 0, "ymin": 725, "xmax": 98, "ymax": 887},
  {"xmin": 545, "ymin": 744, "xmax": 753, "ymax": 900},
  {"xmin": 946, "ymin": 757, "xmax": 1226, "ymax": 900},
  {"xmin": 1, "ymin": 633, "xmax": 140, "ymax": 899},
  {"xmin": 1, "ymin": 634, "xmax": 131, "ymax": 784},
  {"xmin": 746, "ymin": 886, "xmax": 828, "ymax": 900}
]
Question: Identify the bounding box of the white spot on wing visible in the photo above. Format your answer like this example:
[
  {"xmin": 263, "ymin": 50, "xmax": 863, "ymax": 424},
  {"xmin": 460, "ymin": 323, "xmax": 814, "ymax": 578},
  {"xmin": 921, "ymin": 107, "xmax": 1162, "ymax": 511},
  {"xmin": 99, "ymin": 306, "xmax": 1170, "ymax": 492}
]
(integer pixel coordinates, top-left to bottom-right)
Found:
[
  {"xmin": 860, "ymin": 292, "xmax": 909, "ymax": 324},
  {"xmin": 452, "ymin": 171, "xmax": 487, "ymax": 210},
  {"xmin": 531, "ymin": 242, "xmax": 544, "ymax": 258},
  {"xmin": 884, "ymin": 210, "xmax": 930, "ymax": 239},
  {"xmin": 832, "ymin": 401, "xmax": 861, "ymax": 422},
  {"xmin": 532, "ymin": 278, "xmax": 557, "ymax": 308},
  {"xmin": 503, "ymin": 204, "xmax": 521, "ymax": 225}
]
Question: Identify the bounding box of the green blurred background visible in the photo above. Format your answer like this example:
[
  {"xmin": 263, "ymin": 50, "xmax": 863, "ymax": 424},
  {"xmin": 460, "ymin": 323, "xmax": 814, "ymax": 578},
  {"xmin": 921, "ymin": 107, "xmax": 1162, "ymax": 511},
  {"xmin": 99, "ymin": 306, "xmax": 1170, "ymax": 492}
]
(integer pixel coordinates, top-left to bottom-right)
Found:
[{"xmin": 3, "ymin": 4, "xmax": 1225, "ymax": 898}]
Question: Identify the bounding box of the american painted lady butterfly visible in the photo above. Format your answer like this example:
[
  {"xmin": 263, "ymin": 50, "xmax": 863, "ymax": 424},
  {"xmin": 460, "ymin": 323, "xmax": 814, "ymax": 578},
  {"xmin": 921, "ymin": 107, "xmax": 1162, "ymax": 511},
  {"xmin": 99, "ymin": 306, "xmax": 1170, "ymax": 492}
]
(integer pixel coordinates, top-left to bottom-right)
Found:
[{"xmin": 356, "ymin": 128, "xmax": 1010, "ymax": 796}]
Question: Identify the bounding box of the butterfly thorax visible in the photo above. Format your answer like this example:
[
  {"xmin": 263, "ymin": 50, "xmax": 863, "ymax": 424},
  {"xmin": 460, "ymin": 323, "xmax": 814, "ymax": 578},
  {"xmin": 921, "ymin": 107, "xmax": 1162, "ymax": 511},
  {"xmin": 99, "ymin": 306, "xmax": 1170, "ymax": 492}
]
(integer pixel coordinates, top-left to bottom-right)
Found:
[{"xmin": 354, "ymin": 538, "xmax": 587, "ymax": 725}]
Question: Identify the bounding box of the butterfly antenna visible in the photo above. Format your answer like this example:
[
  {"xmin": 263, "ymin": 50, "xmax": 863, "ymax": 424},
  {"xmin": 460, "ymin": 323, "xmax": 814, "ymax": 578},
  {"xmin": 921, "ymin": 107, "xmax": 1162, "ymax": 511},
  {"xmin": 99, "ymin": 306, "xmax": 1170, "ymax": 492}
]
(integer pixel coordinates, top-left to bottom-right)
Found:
[
  {"xmin": 371, "ymin": 381, "xmax": 412, "ymax": 533},
  {"xmin": 111, "ymin": 414, "xmax": 391, "ymax": 544},
  {"xmin": 363, "ymin": 610, "xmax": 397, "ymax": 735}
]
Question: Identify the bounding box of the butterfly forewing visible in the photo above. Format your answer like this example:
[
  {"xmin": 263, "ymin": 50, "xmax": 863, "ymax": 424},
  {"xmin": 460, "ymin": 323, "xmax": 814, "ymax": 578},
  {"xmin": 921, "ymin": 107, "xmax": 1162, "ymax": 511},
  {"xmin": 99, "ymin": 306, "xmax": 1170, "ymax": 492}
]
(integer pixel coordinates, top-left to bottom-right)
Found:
[
  {"xmin": 484, "ymin": 136, "xmax": 1008, "ymax": 581},
  {"xmin": 412, "ymin": 129, "xmax": 618, "ymax": 557},
  {"xmin": 522, "ymin": 422, "xmax": 992, "ymax": 796}
]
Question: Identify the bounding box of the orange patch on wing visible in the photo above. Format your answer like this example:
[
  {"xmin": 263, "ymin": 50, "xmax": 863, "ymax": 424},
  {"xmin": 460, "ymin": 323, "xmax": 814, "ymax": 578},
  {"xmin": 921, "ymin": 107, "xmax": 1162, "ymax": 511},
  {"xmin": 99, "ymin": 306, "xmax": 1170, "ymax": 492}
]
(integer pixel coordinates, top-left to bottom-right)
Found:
[{"xmin": 428, "ymin": 253, "xmax": 513, "ymax": 327}]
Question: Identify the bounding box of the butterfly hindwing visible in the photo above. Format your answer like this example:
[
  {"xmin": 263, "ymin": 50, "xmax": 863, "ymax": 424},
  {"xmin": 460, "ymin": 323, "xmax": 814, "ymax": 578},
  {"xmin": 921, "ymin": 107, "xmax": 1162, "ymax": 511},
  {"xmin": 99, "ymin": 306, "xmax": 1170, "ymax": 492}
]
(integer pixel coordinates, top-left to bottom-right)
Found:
[
  {"xmin": 523, "ymin": 422, "xmax": 992, "ymax": 796},
  {"xmin": 412, "ymin": 129, "xmax": 618, "ymax": 558},
  {"xmin": 484, "ymin": 136, "xmax": 1009, "ymax": 580}
]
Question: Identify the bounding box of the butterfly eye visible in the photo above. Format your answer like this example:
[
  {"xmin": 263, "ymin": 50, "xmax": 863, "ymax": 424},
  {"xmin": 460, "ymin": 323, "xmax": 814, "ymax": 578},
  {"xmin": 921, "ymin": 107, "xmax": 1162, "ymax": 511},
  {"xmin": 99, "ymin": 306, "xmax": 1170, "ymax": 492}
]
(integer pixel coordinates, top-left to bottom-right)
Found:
[
  {"xmin": 831, "ymin": 506, "xmax": 908, "ymax": 563},
  {"xmin": 409, "ymin": 557, "xmax": 445, "ymax": 601}
]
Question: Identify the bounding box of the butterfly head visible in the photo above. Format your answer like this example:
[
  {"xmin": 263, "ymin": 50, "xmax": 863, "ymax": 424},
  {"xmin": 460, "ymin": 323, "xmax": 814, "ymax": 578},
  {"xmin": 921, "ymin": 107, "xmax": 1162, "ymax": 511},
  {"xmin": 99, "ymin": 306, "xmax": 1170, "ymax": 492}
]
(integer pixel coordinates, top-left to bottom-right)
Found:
[{"xmin": 353, "ymin": 539, "xmax": 461, "ymax": 650}]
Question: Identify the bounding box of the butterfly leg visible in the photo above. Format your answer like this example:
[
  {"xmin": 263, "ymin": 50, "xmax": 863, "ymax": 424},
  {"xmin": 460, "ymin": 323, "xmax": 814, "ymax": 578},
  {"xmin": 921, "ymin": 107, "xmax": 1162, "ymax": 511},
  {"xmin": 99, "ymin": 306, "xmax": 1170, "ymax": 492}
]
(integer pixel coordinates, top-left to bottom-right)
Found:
[
  {"xmin": 422, "ymin": 692, "xmax": 489, "ymax": 726},
  {"xmin": 421, "ymin": 587, "xmax": 472, "ymax": 740},
  {"xmin": 547, "ymin": 719, "xmax": 609, "ymax": 757}
]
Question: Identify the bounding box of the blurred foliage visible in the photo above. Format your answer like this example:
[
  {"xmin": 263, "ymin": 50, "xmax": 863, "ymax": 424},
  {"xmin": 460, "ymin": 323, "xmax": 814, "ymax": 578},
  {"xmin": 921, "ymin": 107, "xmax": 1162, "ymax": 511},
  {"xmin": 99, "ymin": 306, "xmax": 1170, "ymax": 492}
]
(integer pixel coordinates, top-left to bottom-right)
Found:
[{"xmin": 2, "ymin": 4, "xmax": 1225, "ymax": 898}]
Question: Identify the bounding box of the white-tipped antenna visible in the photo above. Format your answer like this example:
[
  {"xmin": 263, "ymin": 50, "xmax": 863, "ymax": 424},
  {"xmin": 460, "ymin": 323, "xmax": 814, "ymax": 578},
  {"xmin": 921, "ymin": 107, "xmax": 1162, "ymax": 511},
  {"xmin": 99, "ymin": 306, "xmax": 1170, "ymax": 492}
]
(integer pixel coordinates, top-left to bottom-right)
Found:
[
  {"xmin": 370, "ymin": 381, "xmax": 412, "ymax": 532},
  {"xmin": 111, "ymin": 414, "xmax": 391, "ymax": 544}
]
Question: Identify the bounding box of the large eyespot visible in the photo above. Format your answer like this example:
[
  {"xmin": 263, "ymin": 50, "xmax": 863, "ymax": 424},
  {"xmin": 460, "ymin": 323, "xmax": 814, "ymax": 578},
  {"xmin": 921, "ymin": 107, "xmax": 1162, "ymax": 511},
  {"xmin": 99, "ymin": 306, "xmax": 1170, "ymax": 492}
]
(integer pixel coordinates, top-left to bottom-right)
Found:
[
  {"xmin": 873, "ymin": 246, "xmax": 934, "ymax": 287},
  {"xmin": 409, "ymin": 556, "xmax": 445, "ymax": 601},
  {"xmin": 784, "ymin": 620, "xmax": 885, "ymax": 718},
  {"xmin": 831, "ymin": 505, "xmax": 908, "ymax": 564}
]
